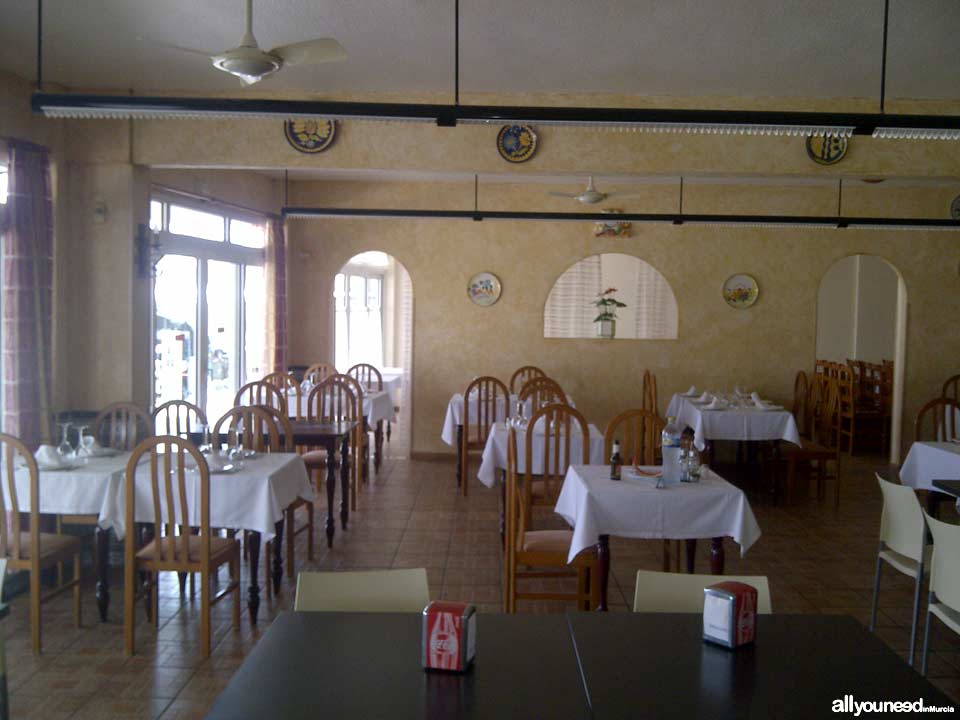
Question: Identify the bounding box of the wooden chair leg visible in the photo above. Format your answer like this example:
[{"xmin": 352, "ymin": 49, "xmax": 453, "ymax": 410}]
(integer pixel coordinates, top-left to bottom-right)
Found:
[
  {"xmin": 285, "ymin": 507, "xmax": 295, "ymax": 579},
  {"xmin": 231, "ymin": 555, "xmax": 241, "ymax": 629},
  {"xmin": 151, "ymin": 574, "xmax": 159, "ymax": 628},
  {"xmin": 200, "ymin": 571, "xmax": 211, "ymax": 659},
  {"xmin": 30, "ymin": 568, "xmax": 41, "ymax": 654},
  {"xmin": 460, "ymin": 445, "xmax": 469, "ymax": 497},
  {"xmin": 264, "ymin": 542, "xmax": 273, "ymax": 599},
  {"xmin": 786, "ymin": 459, "xmax": 796, "ymax": 505}
]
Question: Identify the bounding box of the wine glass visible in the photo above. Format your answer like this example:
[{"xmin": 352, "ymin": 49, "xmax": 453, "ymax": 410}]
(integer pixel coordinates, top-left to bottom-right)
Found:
[
  {"xmin": 75, "ymin": 425, "xmax": 92, "ymax": 463},
  {"xmin": 228, "ymin": 441, "xmax": 245, "ymax": 470},
  {"xmin": 57, "ymin": 422, "xmax": 74, "ymax": 458},
  {"xmin": 197, "ymin": 423, "xmax": 211, "ymax": 454}
]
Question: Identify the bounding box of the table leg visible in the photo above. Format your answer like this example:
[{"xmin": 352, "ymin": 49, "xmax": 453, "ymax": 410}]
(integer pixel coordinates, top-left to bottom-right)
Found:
[
  {"xmin": 771, "ymin": 440, "xmax": 782, "ymax": 504},
  {"xmin": 926, "ymin": 490, "xmax": 946, "ymax": 519},
  {"xmin": 247, "ymin": 531, "xmax": 261, "ymax": 625},
  {"xmin": 705, "ymin": 440, "xmax": 714, "ymax": 468},
  {"xmin": 456, "ymin": 425, "xmax": 463, "ymax": 488},
  {"xmin": 499, "ymin": 471, "xmax": 506, "ymax": 550},
  {"xmin": 95, "ymin": 526, "xmax": 110, "ymax": 622},
  {"xmin": 272, "ymin": 519, "xmax": 284, "ymax": 595},
  {"xmin": 340, "ymin": 434, "xmax": 351, "ymax": 530},
  {"xmin": 685, "ymin": 539, "xmax": 697, "ymax": 574},
  {"xmin": 596, "ymin": 534, "xmax": 610, "ymax": 612},
  {"xmin": 710, "ymin": 537, "xmax": 725, "ymax": 574},
  {"xmin": 374, "ymin": 420, "xmax": 383, "ymax": 472},
  {"xmin": 387, "ymin": 420, "xmax": 392, "ymax": 443},
  {"xmin": 325, "ymin": 438, "xmax": 336, "ymax": 548}
]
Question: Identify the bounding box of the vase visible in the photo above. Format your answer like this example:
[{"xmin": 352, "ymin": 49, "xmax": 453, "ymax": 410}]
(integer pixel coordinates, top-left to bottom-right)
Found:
[{"xmin": 597, "ymin": 319, "xmax": 616, "ymax": 338}]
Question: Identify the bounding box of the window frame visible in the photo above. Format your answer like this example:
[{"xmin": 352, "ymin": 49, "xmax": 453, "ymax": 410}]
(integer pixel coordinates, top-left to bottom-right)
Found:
[{"xmin": 334, "ymin": 264, "xmax": 386, "ymax": 370}]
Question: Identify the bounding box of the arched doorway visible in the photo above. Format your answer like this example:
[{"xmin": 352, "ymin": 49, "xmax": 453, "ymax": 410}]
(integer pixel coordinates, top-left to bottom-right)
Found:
[
  {"xmin": 334, "ymin": 251, "xmax": 414, "ymax": 455},
  {"xmin": 815, "ymin": 254, "xmax": 907, "ymax": 462}
]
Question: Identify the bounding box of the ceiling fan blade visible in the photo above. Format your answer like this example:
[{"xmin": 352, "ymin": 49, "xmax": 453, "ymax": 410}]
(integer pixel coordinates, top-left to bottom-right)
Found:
[
  {"xmin": 271, "ymin": 38, "xmax": 347, "ymax": 65},
  {"xmin": 137, "ymin": 36, "xmax": 215, "ymax": 58},
  {"xmin": 603, "ymin": 191, "xmax": 643, "ymax": 199},
  {"xmin": 549, "ymin": 191, "xmax": 582, "ymax": 198}
]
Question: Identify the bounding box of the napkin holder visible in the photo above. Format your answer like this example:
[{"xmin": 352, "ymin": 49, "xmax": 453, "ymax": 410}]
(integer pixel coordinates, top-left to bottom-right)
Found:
[
  {"xmin": 422, "ymin": 601, "xmax": 476, "ymax": 673},
  {"xmin": 703, "ymin": 581, "xmax": 757, "ymax": 649}
]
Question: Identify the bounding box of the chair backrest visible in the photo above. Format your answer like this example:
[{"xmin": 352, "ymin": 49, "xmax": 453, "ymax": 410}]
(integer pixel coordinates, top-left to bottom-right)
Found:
[
  {"xmin": 506, "ymin": 426, "xmax": 526, "ymax": 543},
  {"xmin": 254, "ymin": 405, "xmax": 295, "ymax": 452},
  {"xmin": 93, "ymin": 402, "xmax": 153, "ymax": 451},
  {"xmin": 262, "ymin": 371, "xmax": 301, "ymax": 420},
  {"xmin": 307, "ymin": 375, "xmax": 361, "ymax": 425},
  {"xmin": 518, "ymin": 376, "xmax": 567, "ymax": 409},
  {"xmin": 346, "ymin": 363, "xmax": 383, "ymax": 391},
  {"xmin": 0, "ymin": 433, "xmax": 39, "ymax": 563},
  {"xmin": 212, "ymin": 406, "xmax": 282, "ymax": 453},
  {"xmin": 509, "ymin": 365, "xmax": 546, "ymax": 395},
  {"xmin": 915, "ymin": 398, "xmax": 960, "ymax": 442},
  {"xmin": 836, "ymin": 366, "xmax": 854, "ymax": 417},
  {"xmin": 523, "ymin": 403, "xmax": 589, "ymax": 507},
  {"xmin": 943, "ymin": 375, "xmax": 960, "ymax": 404},
  {"xmin": 234, "ymin": 381, "xmax": 286, "ymax": 414},
  {"xmin": 604, "ymin": 409, "xmax": 665, "ymax": 466},
  {"xmin": 641, "ymin": 370, "xmax": 658, "ymax": 416},
  {"xmin": 153, "ymin": 400, "xmax": 208, "ymax": 439},
  {"xmin": 792, "ymin": 371, "xmax": 809, "ymax": 437},
  {"xmin": 633, "ymin": 570, "xmax": 772, "ymax": 614},
  {"xmin": 924, "ymin": 511, "xmax": 960, "ymax": 614},
  {"xmin": 876, "ymin": 473, "xmax": 927, "ymax": 563},
  {"xmin": 463, "ymin": 376, "xmax": 509, "ymax": 447},
  {"xmin": 294, "ymin": 569, "xmax": 429, "ymax": 612},
  {"xmin": 304, "ymin": 362, "xmax": 337, "ymax": 386},
  {"xmin": 125, "ymin": 436, "xmax": 210, "ymax": 566},
  {"xmin": 813, "ymin": 379, "xmax": 840, "ymax": 450}
]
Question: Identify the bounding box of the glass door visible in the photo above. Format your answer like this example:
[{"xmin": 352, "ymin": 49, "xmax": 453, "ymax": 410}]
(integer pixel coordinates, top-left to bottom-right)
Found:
[{"xmin": 153, "ymin": 255, "xmax": 199, "ymax": 409}]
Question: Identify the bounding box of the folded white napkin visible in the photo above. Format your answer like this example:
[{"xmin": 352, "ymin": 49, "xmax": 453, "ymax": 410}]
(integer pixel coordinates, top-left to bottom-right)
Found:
[
  {"xmin": 204, "ymin": 451, "xmax": 227, "ymax": 471},
  {"xmin": 697, "ymin": 392, "xmax": 713, "ymax": 403},
  {"xmin": 87, "ymin": 440, "xmax": 115, "ymax": 457},
  {"xmin": 34, "ymin": 445, "xmax": 64, "ymax": 469},
  {"xmin": 685, "ymin": 385, "xmax": 697, "ymax": 396},
  {"xmin": 751, "ymin": 391, "xmax": 762, "ymax": 404},
  {"xmin": 705, "ymin": 398, "xmax": 726, "ymax": 411}
]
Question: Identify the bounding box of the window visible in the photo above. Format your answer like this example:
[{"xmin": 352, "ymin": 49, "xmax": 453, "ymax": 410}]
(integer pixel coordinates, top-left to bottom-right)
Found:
[
  {"xmin": 335, "ymin": 269, "xmax": 384, "ymax": 370},
  {"xmin": 150, "ymin": 193, "xmax": 267, "ymax": 421}
]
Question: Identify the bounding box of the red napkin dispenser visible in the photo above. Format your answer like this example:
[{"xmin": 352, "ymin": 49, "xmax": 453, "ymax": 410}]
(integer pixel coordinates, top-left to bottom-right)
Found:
[
  {"xmin": 703, "ymin": 581, "xmax": 757, "ymax": 648},
  {"xmin": 422, "ymin": 601, "xmax": 477, "ymax": 672}
]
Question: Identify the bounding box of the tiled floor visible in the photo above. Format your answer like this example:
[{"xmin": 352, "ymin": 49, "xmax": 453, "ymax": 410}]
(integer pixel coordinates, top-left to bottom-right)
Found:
[{"xmin": 4, "ymin": 444, "xmax": 960, "ymax": 718}]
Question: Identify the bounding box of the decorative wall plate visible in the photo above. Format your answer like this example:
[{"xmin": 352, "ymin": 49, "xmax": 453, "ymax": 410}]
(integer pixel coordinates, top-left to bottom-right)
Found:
[
  {"xmin": 285, "ymin": 119, "xmax": 337, "ymax": 153},
  {"xmin": 594, "ymin": 209, "xmax": 632, "ymax": 237},
  {"xmin": 805, "ymin": 134, "xmax": 848, "ymax": 165},
  {"xmin": 722, "ymin": 274, "xmax": 759, "ymax": 309},
  {"xmin": 467, "ymin": 272, "xmax": 502, "ymax": 306},
  {"xmin": 497, "ymin": 125, "xmax": 538, "ymax": 163},
  {"xmin": 951, "ymin": 193, "xmax": 960, "ymax": 220}
]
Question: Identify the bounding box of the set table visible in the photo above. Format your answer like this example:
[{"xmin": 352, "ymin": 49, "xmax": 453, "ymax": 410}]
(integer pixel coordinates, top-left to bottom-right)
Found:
[
  {"xmin": 665, "ymin": 393, "xmax": 801, "ymax": 453},
  {"xmin": 555, "ymin": 464, "xmax": 761, "ymax": 610},
  {"xmin": 205, "ymin": 611, "xmax": 954, "ymax": 720}
]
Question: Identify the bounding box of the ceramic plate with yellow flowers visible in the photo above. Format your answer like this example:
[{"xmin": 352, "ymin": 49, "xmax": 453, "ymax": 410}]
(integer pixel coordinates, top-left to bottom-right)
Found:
[
  {"xmin": 285, "ymin": 119, "xmax": 337, "ymax": 153},
  {"xmin": 722, "ymin": 274, "xmax": 759, "ymax": 309},
  {"xmin": 497, "ymin": 125, "xmax": 538, "ymax": 163}
]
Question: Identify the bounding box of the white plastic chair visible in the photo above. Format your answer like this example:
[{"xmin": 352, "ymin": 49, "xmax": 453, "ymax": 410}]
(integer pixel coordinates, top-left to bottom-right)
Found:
[
  {"xmin": 871, "ymin": 474, "xmax": 931, "ymax": 667},
  {"xmin": 294, "ymin": 569, "xmax": 429, "ymax": 612},
  {"xmin": 921, "ymin": 511, "xmax": 960, "ymax": 676},
  {"xmin": 633, "ymin": 569, "xmax": 772, "ymax": 614}
]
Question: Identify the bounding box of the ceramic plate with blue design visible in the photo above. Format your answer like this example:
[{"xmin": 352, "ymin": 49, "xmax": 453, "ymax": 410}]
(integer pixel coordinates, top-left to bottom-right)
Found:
[
  {"xmin": 497, "ymin": 125, "xmax": 538, "ymax": 163},
  {"xmin": 285, "ymin": 119, "xmax": 337, "ymax": 153}
]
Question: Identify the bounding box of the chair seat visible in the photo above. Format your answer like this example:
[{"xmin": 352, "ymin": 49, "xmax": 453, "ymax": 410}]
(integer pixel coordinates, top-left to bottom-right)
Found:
[
  {"xmin": 879, "ymin": 544, "xmax": 933, "ymax": 579},
  {"xmin": 5, "ymin": 531, "xmax": 81, "ymax": 563},
  {"xmin": 136, "ymin": 535, "xmax": 238, "ymax": 567},
  {"xmin": 930, "ymin": 600, "xmax": 960, "ymax": 637},
  {"xmin": 783, "ymin": 437, "xmax": 834, "ymax": 459},
  {"xmin": 521, "ymin": 529, "xmax": 574, "ymax": 554}
]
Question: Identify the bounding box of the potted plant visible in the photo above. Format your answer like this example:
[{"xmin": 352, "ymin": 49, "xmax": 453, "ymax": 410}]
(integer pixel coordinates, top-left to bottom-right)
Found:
[{"xmin": 593, "ymin": 287, "xmax": 627, "ymax": 338}]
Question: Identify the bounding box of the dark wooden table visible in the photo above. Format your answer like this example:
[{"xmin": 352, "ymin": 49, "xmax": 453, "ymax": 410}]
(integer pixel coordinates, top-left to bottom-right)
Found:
[
  {"xmin": 205, "ymin": 612, "xmax": 591, "ymax": 720},
  {"xmin": 933, "ymin": 479, "xmax": 960, "ymax": 497},
  {"xmin": 926, "ymin": 480, "xmax": 960, "ymax": 519}
]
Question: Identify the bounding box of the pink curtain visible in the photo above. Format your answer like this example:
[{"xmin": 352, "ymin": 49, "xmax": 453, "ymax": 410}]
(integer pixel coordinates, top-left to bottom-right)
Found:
[
  {"xmin": 264, "ymin": 217, "xmax": 288, "ymax": 373},
  {"xmin": 0, "ymin": 139, "xmax": 54, "ymax": 448}
]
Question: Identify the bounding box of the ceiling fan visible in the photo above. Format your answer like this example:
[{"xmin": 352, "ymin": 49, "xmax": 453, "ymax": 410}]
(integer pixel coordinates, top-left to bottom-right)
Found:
[
  {"xmin": 141, "ymin": 0, "xmax": 347, "ymax": 85},
  {"xmin": 549, "ymin": 176, "xmax": 638, "ymax": 205}
]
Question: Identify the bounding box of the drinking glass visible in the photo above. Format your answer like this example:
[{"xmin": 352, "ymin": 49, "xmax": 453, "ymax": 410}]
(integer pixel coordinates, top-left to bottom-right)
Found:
[
  {"xmin": 228, "ymin": 441, "xmax": 245, "ymax": 470},
  {"xmin": 198, "ymin": 423, "xmax": 211, "ymax": 453},
  {"xmin": 75, "ymin": 425, "xmax": 92, "ymax": 463},
  {"xmin": 57, "ymin": 422, "xmax": 74, "ymax": 458},
  {"xmin": 687, "ymin": 448, "xmax": 701, "ymax": 482}
]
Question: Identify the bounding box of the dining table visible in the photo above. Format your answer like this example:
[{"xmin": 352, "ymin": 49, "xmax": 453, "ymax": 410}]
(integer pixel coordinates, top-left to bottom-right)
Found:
[
  {"xmin": 204, "ymin": 611, "xmax": 954, "ymax": 720},
  {"xmin": 665, "ymin": 392, "xmax": 801, "ymax": 453},
  {"xmin": 555, "ymin": 464, "xmax": 761, "ymax": 610},
  {"xmin": 900, "ymin": 440, "xmax": 960, "ymax": 516}
]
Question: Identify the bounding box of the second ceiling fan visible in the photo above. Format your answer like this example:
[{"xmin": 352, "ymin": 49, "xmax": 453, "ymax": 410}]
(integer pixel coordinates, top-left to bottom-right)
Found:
[{"xmin": 549, "ymin": 176, "xmax": 640, "ymax": 205}]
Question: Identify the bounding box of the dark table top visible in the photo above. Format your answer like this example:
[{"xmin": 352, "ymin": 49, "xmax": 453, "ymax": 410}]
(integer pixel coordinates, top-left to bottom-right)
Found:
[
  {"xmin": 205, "ymin": 612, "xmax": 591, "ymax": 720},
  {"xmin": 569, "ymin": 612, "xmax": 954, "ymax": 719},
  {"xmin": 933, "ymin": 479, "xmax": 960, "ymax": 497},
  {"xmin": 189, "ymin": 420, "xmax": 357, "ymax": 448}
]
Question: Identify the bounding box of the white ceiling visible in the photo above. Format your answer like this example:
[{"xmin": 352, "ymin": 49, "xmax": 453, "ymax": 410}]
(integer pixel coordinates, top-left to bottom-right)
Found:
[{"xmin": 0, "ymin": 1, "xmax": 958, "ymax": 101}]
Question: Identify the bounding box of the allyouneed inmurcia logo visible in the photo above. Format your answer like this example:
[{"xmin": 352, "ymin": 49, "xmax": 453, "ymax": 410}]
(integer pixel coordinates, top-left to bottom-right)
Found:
[{"xmin": 832, "ymin": 695, "xmax": 955, "ymax": 715}]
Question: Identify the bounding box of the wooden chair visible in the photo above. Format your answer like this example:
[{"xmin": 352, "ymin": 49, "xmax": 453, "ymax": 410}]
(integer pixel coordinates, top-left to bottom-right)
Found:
[
  {"xmin": 263, "ymin": 371, "xmax": 301, "ymax": 420},
  {"xmin": 294, "ymin": 569, "xmax": 429, "ymax": 612},
  {"xmin": 152, "ymin": 400, "xmax": 207, "ymax": 439},
  {"xmin": 509, "ymin": 365, "xmax": 546, "ymax": 395},
  {"xmin": 346, "ymin": 363, "xmax": 383, "ymax": 391},
  {"xmin": 339, "ymin": 373, "xmax": 370, "ymax": 503},
  {"xmin": 460, "ymin": 376, "xmax": 509, "ymax": 497},
  {"xmin": 942, "ymin": 375, "xmax": 960, "ymax": 405},
  {"xmin": 792, "ymin": 371, "xmax": 809, "ymax": 437},
  {"xmin": 604, "ymin": 409, "xmax": 664, "ymax": 467},
  {"xmin": 835, "ymin": 366, "xmax": 856, "ymax": 456},
  {"xmin": 303, "ymin": 362, "xmax": 337, "ymax": 386},
  {"xmin": 521, "ymin": 403, "xmax": 590, "ymax": 524},
  {"xmin": 0, "ymin": 433, "xmax": 82, "ymax": 654},
  {"xmin": 782, "ymin": 378, "xmax": 842, "ymax": 506},
  {"xmin": 123, "ymin": 436, "xmax": 240, "ymax": 658},
  {"xmin": 633, "ymin": 570, "xmax": 772, "ymax": 614},
  {"xmin": 642, "ymin": 369, "xmax": 659, "ymax": 417},
  {"xmin": 234, "ymin": 381, "xmax": 286, "ymax": 416},
  {"xmin": 93, "ymin": 402, "xmax": 153, "ymax": 451},
  {"xmin": 504, "ymin": 426, "xmax": 598, "ymax": 613},
  {"xmin": 915, "ymin": 398, "xmax": 960, "ymax": 442},
  {"xmin": 518, "ymin": 376, "xmax": 567, "ymax": 410}
]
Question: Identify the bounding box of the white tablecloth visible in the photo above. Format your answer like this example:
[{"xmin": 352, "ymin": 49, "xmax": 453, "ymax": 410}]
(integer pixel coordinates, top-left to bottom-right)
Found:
[
  {"xmin": 476, "ymin": 421, "xmax": 605, "ymax": 488},
  {"xmin": 555, "ymin": 464, "xmax": 762, "ymax": 563},
  {"xmin": 899, "ymin": 441, "xmax": 960, "ymax": 492},
  {"xmin": 665, "ymin": 394, "xmax": 801, "ymax": 452},
  {"xmin": 441, "ymin": 392, "xmax": 575, "ymax": 446},
  {"xmin": 4, "ymin": 453, "xmax": 130, "ymax": 519},
  {"xmin": 290, "ymin": 389, "xmax": 395, "ymax": 424},
  {"xmin": 100, "ymin": 452, "xmax": 312, "ymax": 541},
  {"xmin": 380, "ymin": 367, "xmax": 404, "ymax": 407}
]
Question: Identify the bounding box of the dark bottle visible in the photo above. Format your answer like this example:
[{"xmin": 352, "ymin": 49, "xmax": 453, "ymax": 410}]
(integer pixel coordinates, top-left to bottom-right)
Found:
[{"xmin": 610, "ymin": 440, "xmax": 622, "ymax": 480}]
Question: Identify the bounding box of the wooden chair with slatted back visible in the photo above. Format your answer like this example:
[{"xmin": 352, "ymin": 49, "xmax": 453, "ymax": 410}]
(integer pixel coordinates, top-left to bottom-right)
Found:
[
  {"xmin": 461, "ymin": 376, "xmax": 510, "ymax": 497},
  {"xmin": 153, "ymin": 400, "xmax": 208, "ymax": 439},
  {"xmin": 518, "ymin": 376, "xmax": 567, "ymax": 411},
  {"xmin": 804, "ymin": 373, "xmax": 823, "ymax": 442},
  {"xmin": 212, "ymin": 405, "xmax": 281, "ymax": 454},
  {"xmin": 835, "ymin": 366, "xmax": 856, "ymax": 456},
  {"xmin": 604, "ymin": 409, "xmax": 665, "ymax": 467},
  {"xmin": 504, "ymin": 426, "xmax": 598, "ymax": 613},
  {"xmin": 915, "ymin": 398, "xmax": 960, "ymax": 443},
  {"xmin": 521, "ymin": 403, "xmax": 590, "ymax": 525},
  {"xmin": 792, "ymin": 371, "xmax": 809, "ymax": 438},
  {"xmin": 943, "ymin": 375, "xmax": 960, "ymax": 405},
  {"xmin": 339, "ymin": 373, "xmax": 369, "ymax": 505},
  {"xmin": 847, "ymin": 359, "xmax": 866, "ymax": 406},
  {"xmin": 263, "ymin": 371, "xmax": 301, "ymax": 420},
  {"xmin": 304, "ymin": 362, "xmax": 337, "ymax": 386},
  {"xmin": 347, "ymin": 364, "xmax": 385, "ymax": 470},
  {"xmin": 234, "ymin": 381, "xmax": 286, "ymax": 418},
  {"xmin": 0, "ymin": 433, "xmax": 82, "ymax": 653},
  {"xmin": 123, "ymin": 436, "xmax": 240, "ymax": 658},
  {"xmin": 93, "ymin": 402, "xmax": 153, "ymax": 451},
  {"xmin": 815, "ymin": 359, "xmax": 829, "ymax": 379},
  {"xmin": 782, "ymin": 378, "xmax": 842, "ymax": 506},
  {"xmin": 509, "ymin": 365, "xmax": 546, "ymax": 395},
  {"xmin": 642, "ymin": 370, "xmax": 659, "ymax": 417}
]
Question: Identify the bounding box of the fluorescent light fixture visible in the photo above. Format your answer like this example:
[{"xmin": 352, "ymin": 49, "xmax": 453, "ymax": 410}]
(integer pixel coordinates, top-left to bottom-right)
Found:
[{"xmin": 872, "ymin": 127, "xmax": 960, "ymax": 141}]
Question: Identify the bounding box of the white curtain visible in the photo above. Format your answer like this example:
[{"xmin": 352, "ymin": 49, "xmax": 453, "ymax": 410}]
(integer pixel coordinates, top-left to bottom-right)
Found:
[
  {"xmin": 634, "ymin": 261, "xmax": 679, "ymax": 339},
  {"xmin": 544, "ymin": 255, "xmax": 602, "ymax": 338}
]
